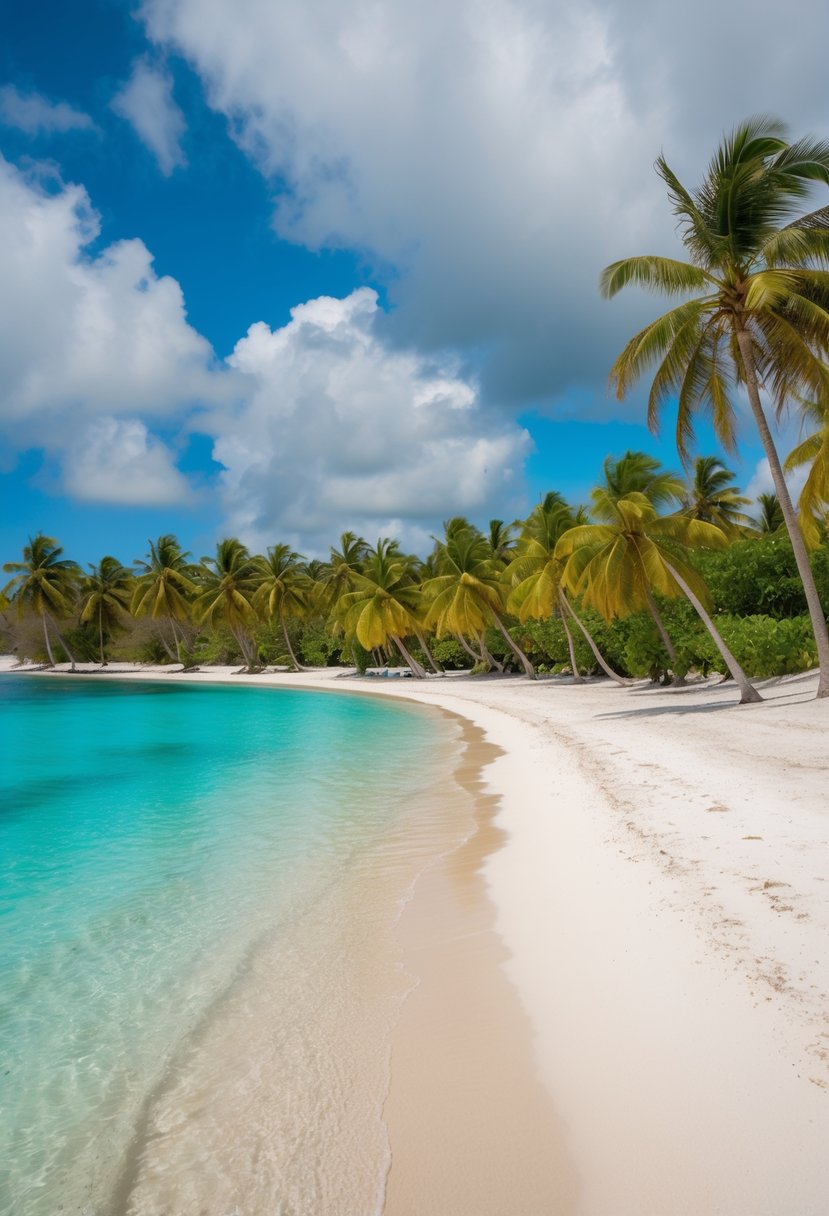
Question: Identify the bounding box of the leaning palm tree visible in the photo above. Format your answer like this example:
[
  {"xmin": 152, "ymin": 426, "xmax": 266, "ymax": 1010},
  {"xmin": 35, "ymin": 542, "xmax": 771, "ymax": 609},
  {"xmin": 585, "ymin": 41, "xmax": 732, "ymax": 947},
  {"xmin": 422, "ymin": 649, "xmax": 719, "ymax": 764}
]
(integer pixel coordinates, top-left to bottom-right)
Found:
[
  {"xmin": 555, "ymin": 494, "xmax": 762, "ymax": 704},
  {"xmin": 785, "ymin": 396, "xmax": 829, "ymax": 546},
  {"xmin": 336, "ymin": 539, "xmax": 426, "ymax": 676},
  {"xmin": 2, "ymin": 534, "xmax": 80, "ymax": 668},
  {"xmin": 424, "ymin": 524, "xmax": 536, "ymax": 678},
  {"xmin": 79, "ymin": 556, "xmax": 132, "ymax": 665},
  {"xmin": 506, "ymin": 492, "xmax": 629, "ymax": 684},
  {"xmin": 252, "ymin": 544, "xmax": 310, "ymax": 670},
  {"xmin": 194, "ymin": 538, "xmax": 261, "ymax": 671},
  {"xmin": 132, "ymin": 535, "xmax": 197, "ymax": 662},
  {"xmin": 684, "ymin": 456, "xmax": 753, "ymax": 534},
  {"xmin": 601, "ymin": 115, "xmax": 829, "ymax": 697}
]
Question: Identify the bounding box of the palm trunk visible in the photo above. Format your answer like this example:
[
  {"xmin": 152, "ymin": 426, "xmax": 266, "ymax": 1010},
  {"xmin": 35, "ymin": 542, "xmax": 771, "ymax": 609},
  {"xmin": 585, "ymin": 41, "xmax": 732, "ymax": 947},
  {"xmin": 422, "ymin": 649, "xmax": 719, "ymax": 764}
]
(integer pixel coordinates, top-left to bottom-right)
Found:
[
  {"xmin": 98, "ymin": 609, "xmax": 107, "ymax": 666},
  {"xmin": 41, "ymin": 613, "xmax": 55, "ymax": 666},
  {"xmin": 557, "ymin": 590, "xmax": 583, "ymax": 682},
  {"xmin": 662, "ymin": 556, "xmax": 762, "ymax": 705},
  {"xmin": 643, "ymin": 585, "xmax": 684, "ymax": 684},
  {"xmin": 47, "ymin": 612, "xmax": 76, "ymax": 671},
  {"xmin": 391, "ymin": 634, "xmax": 426, "ymax": 678},
  {"xmin": 157, "ymin": 623, "xmax": 177, "ymax": 662},
  {"xmin": 280, "ymin": 613, "xmax": 304, "ymax": 671},
  {"xmin": 559, "ymin": 592, "xmax": 630, "ymax": 685},
  {"xmin": 736, "ymin": 325, "xmax": 829, "ymax": 698},
  {"xmin": 415, "ymin": 628, "xmax": 443, "ymax": 674},
  {"xmin": 170, "ymin": 618, "xmax": 183, "ymax": 663},
  {"xmin": 232, "ymin": 626, "xmax": 257, "ymax": 672},
  {"xmin": 476, "ymin": 633, "xmax": 504, "ymax": 672},
  {"xmin": 493, "ymin": 615, "xmax": 536, "ymax": 679}
]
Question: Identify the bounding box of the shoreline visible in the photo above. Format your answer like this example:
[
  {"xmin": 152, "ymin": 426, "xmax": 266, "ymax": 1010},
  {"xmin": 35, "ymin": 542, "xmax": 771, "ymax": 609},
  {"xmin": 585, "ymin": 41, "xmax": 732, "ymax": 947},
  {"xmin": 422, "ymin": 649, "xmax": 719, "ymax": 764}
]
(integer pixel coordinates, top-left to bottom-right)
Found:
[{"xmin": 4, "ymin": 660, "xmax": 829, "ymax": 1212}]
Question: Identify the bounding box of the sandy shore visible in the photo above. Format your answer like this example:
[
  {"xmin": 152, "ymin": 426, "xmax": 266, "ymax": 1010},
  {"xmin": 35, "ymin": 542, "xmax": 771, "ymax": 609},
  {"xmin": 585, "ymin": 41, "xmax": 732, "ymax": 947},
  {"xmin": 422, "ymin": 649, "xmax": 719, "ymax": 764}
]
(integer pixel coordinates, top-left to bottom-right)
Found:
[{"xmin": 5, "ymin": 659, "xmax": 829, "ymax": 1214}]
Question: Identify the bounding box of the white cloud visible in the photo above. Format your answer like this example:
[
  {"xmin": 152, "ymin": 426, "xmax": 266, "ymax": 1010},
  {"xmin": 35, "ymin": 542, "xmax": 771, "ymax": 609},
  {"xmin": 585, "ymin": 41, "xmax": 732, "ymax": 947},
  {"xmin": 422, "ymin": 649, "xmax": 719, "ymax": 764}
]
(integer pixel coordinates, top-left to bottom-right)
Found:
[
  {"xmin": 63, "ymin": 417, "xmax": 193, "ymax": 505},
  {"xmin": 140, "ymin": 0, "xmax": 829, "ymax": 419},
  {"xmin": 745, "ymin": 457, "xmax": 808, "ymax": 510},
  {"xmin": 0, "ymin": 154, "xmax": 232, "ymax": 505},
  {"xmin": 211, "ymin": 287, "xmax": 531, "ymax": 552},
  {"xmin": 112, "ymin": 59, "xmax": 186, "ymax": 175},
  {"xmin": 0, "ymin": 84, "xmax": 95, "ymax": 135}
]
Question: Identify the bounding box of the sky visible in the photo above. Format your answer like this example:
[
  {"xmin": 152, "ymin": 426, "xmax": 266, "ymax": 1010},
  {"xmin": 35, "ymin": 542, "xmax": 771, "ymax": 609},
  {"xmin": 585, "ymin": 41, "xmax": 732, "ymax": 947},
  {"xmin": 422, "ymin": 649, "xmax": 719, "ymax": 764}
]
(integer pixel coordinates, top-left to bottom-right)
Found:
[{"xmin": 2, "ymin": 0, "xmax": 828, "ymax": 566}]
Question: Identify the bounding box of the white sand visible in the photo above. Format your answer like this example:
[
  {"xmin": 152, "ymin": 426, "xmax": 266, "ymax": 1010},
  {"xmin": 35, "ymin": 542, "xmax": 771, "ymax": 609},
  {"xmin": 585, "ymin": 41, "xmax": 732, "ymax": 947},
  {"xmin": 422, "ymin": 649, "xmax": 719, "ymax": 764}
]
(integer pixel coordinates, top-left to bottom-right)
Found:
[{"xmin": 6, "ymin": 658, "xmax": 829, "ymax": 1213}]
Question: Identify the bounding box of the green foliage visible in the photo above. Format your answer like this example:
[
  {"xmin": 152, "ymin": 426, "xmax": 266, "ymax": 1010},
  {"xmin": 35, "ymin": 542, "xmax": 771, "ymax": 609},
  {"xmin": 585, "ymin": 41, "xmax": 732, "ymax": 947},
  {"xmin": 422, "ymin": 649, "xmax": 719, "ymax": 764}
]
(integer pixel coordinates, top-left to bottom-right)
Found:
[
  {"xmin": 298, "ymin": 619, "xmax": 342, "ymax": 667},
  {"xmin": 694, "ymin": 537, "xmax": 807, "ymax": 618},
  {"xmin": 716, "ymin": 615, "xmax": 818, "ymax": 678},
  {"xmin": 429, "ymin": 637, "xmax": 468, "ymax": 669}
]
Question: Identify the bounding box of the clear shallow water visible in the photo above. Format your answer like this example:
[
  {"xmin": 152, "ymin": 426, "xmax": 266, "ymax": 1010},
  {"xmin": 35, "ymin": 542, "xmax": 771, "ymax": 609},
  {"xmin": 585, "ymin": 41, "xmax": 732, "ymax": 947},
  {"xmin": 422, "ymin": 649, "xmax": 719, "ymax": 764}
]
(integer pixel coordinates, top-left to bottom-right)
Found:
[{"xmin": 0, "ymin": 676, "xmax": 460, "ymax": 1216}]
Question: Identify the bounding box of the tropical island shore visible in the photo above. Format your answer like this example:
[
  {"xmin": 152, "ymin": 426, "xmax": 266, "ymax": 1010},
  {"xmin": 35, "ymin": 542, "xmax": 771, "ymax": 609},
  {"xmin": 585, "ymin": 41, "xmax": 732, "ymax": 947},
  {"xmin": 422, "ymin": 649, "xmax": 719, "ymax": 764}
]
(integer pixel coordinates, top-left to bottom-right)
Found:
[{"xmin": 4, "ymin": 658, "xmax": 829, "ymax": 1214}]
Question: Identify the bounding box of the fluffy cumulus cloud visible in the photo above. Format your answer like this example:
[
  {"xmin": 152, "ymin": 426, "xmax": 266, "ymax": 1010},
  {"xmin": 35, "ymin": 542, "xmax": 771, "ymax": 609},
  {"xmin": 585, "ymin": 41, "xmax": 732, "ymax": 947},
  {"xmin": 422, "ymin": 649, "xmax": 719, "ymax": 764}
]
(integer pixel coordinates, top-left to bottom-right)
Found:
[
  {"xmin": 112, "ymin": 59, "xmax": 186, "ymax": 175},
  {"xmin": 211, "ymin": 287, "xmax": 531, "ymax": 552},
  {"xmin": 0, "ymin": 154, "xmax": 228, "ymax": 504},
  {"xmin": 0, "ymin": 84, "xmax": 96, "ymax": 135},
  {"xmin": 140, "ymin": 0, "xmax": 829, "ymax": 417}
]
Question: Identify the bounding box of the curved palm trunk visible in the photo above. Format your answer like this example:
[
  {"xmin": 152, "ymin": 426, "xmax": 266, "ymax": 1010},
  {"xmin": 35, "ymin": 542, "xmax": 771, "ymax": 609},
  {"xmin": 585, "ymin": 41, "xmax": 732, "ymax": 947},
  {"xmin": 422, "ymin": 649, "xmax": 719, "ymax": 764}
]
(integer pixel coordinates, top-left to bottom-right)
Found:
[
  {"xmin": 47, "ymin": 612, "xmax": 76, "ymax": 671},
  {"xmin": 232, "ymin": 626, "xmax": 257, "ymax": 672},
  {"xmin": 415, "ymin": 628, "xmax": 443, "ymax": 674},
  {"xmin": 476, "ymin": 633, "xmax": 505, "ymax": 673},
  {"xmin": 391, "ymin": 634, "xmax": 426, "ymax": 678},
  {"xmin": 98, "ymin": 608, "xmax": 107, "ymax": 666},
  {"xmin": 280, "ymin": 613, "xmax": 305, "ymax": 671},
  {"xmin": 736, "ymin": 326, "xmax": 829, "ymax": 698},
  {"xmin": 559, "ymin": 592, "xmax": 631, "ymax": 686},
  {"xmin": 662, "ymin": 556, "xmax": 762, "ymax": 705},
  {"xmin": 40, "ymin": 612, "xmax": 55, "ymax": 666},
  {"xmin": 169, "ymin": 618, "xmax": 183, "ymax": 663},
  {"xmin": 643, "ymin": 585, "xmax": 684, "ymax": 685},
  {"xmin": 557, "ymin": 592, "xmax": 583, "ymax": 682},
  {"xmin": 493, "ymin": 615, "xmax": 535, "ymax": 679}
]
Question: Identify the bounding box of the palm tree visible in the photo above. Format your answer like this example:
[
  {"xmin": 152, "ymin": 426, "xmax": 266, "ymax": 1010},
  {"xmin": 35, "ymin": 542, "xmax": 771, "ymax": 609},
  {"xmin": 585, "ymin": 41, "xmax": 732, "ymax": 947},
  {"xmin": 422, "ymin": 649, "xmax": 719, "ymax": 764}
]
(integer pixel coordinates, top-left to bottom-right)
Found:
[
  {"xmin": 684, "ymin": 456, "xmax": 753, "ymax": 534},
  {"xmin": 2, "ymin": 534, "xmax": 80, "ymax": 668},
  {"xmin": 424, "ymin": 523, "xmax": 536, "ymax": 678},
  {"xmin": 79, "ymin": 557, "xmax": 132, "ymax": 665},
  {"xmin": 785, "ymin": 397, "xmax": 829, "ymax": 546},
  {"xmin": 194, "ymin": 538, "xmax": 260, "ymax": 671},
  {"xmin": 253, "ymin": 544, "xmax": 309, "ymax": 670},
  {"xmin": 593, "ymin": 453, "xmax": 686, "ymax": 676},
  {"xmin": 132, "ymin": 535, "xmax": 197, "ymax": 662},
  {"xmin": 487, "ymin": 518, "xmax": 518, "ymax": 566},
  {"xmin": 601, "ymin": 116, "xmax": 829, "ymax": 696},
  {"xmin": 754, "ymin": 492, "xmax": 786, "ymax": 535},
  {"xmin": 337, "ymin": 539, "xmax": 427, "ymax": 676},
  {"xmin": 555, "ymin": 494, "xmax": 762, "ymax": 703}
]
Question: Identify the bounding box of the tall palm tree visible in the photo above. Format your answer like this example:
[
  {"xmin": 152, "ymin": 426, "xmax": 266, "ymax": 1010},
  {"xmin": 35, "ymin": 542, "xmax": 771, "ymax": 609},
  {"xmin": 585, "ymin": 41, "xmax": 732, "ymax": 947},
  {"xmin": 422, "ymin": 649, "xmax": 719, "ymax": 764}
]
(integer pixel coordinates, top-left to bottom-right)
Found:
[
  {"xmin": 253, "ymin": 544, "xmax": 309, "ymax": 670},
  {"xmin": 424, "ymin": 524, "xmax": 536, "ymax": 678},
  {"xmin": 194, "ymin": 538, "xmax": 260, "ymax": 671},
  {"xmin": 132, "ymin": 535, "xmax": 197, "ymax": 662},
  {"xmin": 337, "ymin": 539, "xmax": 426, "ymax": 676},
  {"xmin": 684, "ymin": 456, "xmax": 753, "ymax": 534},
  {"xmin": 784, "ymin": 397, "xmax": 829, "ymax": 546},
  {"xmin": 2, "ymin": 534, "xmax": 80, "ymax": 668},
  {"xmin": 487, "ymin": 518, "xmax": 518, "ymax": 566},
  {"xmin": 555, "ymin": 494, "xmax": 762, "ymax": 703},
  {"xmin": 79, "ymin": 556, "xmax": 132, "ymax": 665},
  {"xmin": 754, "ymin": 492, "xmax": 786, "ymax": 535},
  {"xmin": 601, "ymin": 115, "xmax": 829, "ymax": 696}
]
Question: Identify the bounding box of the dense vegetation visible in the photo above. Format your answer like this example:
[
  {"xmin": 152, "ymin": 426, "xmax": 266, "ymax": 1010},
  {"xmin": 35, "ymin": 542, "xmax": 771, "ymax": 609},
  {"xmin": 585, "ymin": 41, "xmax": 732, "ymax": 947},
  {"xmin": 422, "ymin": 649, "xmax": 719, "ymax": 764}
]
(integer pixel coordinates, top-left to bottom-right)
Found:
[{"xmin": 3, "ymin": 453, "xmax": 827, "ymax": 702}]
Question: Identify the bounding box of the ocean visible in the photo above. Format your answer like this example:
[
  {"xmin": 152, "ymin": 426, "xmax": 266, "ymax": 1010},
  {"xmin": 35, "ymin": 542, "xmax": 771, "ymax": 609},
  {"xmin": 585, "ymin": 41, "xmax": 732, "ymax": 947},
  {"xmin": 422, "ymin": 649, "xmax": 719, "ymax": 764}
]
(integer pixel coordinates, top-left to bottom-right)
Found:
[{"xmin": 0, "ymin": 675, "xmax": 467, "ymax": 1215}]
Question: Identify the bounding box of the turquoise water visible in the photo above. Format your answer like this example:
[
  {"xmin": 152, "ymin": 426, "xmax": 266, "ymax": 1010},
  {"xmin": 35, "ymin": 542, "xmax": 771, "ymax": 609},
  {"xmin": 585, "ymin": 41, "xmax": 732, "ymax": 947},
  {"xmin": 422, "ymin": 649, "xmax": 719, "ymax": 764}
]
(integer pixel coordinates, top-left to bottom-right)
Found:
[{"xmin": 0, "ymin": 676, "xmax": 457, "ymax": 1215}]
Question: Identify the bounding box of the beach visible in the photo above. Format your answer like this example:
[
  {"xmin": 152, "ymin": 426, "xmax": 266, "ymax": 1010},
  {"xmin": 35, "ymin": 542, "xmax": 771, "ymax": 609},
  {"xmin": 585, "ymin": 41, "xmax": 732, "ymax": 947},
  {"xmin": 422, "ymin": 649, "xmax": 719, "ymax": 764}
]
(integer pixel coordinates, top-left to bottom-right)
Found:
[{"xmin": 4, "ymin": 659, "xmax": 829, "ymax": 1214}]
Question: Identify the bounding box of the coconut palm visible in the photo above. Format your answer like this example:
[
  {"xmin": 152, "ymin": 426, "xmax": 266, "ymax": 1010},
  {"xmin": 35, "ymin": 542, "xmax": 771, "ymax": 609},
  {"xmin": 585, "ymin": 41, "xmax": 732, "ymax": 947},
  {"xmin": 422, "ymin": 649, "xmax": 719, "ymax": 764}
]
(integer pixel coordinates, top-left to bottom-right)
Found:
[
  {"xmin": 784, "ymin": 397, "xmax": 829, "ymax": 546},
  {"xmin": 337, "ymin": 539, "xmax": 426, "ymax": 676},
  {"xmin": 487, "ymin": 518, "xmax": 518, "ymax": 566},
  {"xmin": 505, "ymin": 492, "xmax": 629, "ymax": 684},
  {"xmin": 593, "ymin": 453, "xmax": 686, "ymax": 676},
  {"xmin": 601, "ymin": 115, "xmax": 829, "ymax": 696},
  {"xmin": 556, "ymin": 494, "xmax": 762, "ymax": 703},
  {"xmin": 424, "ymin": 523, "xmax": 536, "ymax": 678},
  {"xmin": 79, "ymin": 556, "xmax": 132, "ymax": 665},
  {"xmin": 683, "ymin": 456, "xmax": 753, "ymax": 534},
  {"xmin": 132, "ymin": 535, "xmax": 197, "ymax": 662},
  {"xmin": 753, "ymin": 492, "xmax": 786, "ymax": 535},
  {"xmin": 2, "ymin": 534, "xmax": 80, "ymax": 668},
  {"xmin": 194, "ymin": 538, "xmax": 260, "ymax": 671},
  {"xmin": 253, "ymin": 544, "xmax": 310, "ymax": 670}
]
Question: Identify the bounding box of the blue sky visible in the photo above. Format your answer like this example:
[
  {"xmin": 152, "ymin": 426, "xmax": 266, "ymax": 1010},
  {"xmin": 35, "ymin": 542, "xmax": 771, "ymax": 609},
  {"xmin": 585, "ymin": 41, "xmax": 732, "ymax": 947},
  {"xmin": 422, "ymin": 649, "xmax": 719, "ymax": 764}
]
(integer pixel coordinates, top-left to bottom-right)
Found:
[{"xmin": 2, "ymin": 0, "xmax": 826, "ymax": 566}]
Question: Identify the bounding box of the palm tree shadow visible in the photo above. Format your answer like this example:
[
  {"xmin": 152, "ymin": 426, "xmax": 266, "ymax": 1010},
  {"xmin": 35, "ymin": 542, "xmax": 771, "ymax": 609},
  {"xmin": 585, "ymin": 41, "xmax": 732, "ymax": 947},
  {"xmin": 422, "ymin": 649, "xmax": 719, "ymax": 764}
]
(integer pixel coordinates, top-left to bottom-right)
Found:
[{"xmin": 596, "ymin": 698, "xmax": 738, "ymax": 720}]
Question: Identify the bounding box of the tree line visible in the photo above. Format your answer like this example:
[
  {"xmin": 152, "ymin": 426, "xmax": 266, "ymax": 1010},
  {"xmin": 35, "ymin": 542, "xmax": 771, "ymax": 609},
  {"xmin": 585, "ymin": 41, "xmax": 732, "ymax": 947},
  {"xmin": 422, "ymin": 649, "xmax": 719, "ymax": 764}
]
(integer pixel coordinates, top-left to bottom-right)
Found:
[{"xmin": 3, "ymin": 452, "xmax": 827, "ymax": 706}]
